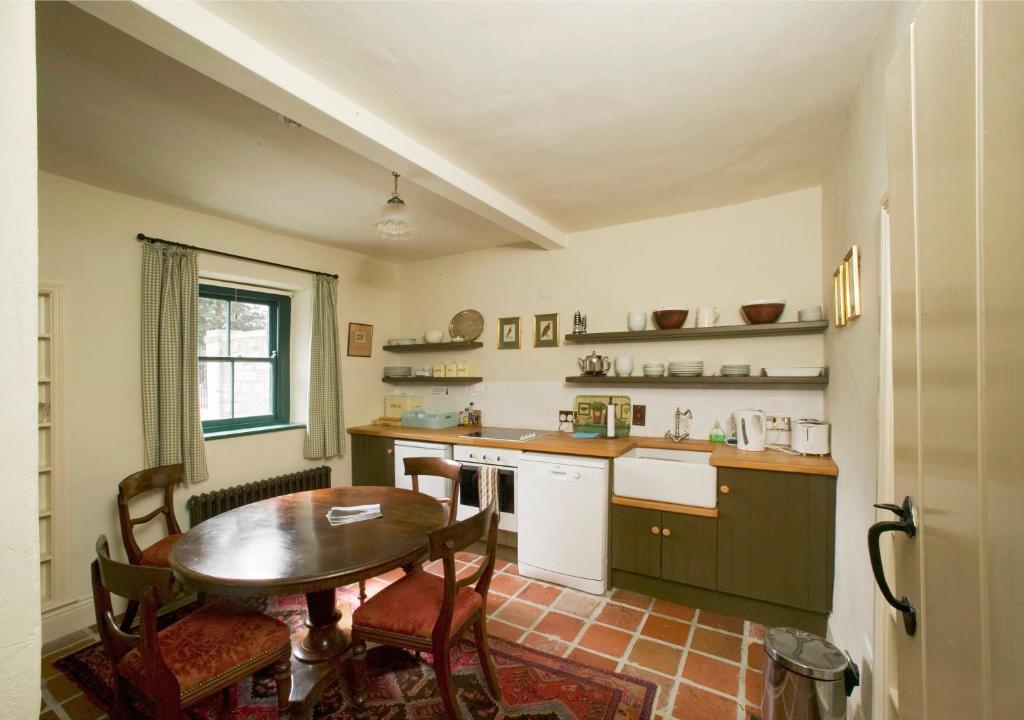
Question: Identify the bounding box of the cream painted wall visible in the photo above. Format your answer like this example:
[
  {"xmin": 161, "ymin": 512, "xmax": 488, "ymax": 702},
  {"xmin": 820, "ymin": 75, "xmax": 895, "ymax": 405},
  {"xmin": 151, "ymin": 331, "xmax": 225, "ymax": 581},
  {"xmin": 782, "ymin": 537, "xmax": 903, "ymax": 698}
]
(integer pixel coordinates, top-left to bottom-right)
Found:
[
  {"xmin": 396, "ymin": 188, "xmax": 826, "ymax": 432},
  {"xmin": 0, "ymin": 2, "xmax": 42, "ymax": 714},
  {"xmin": 820, "ymin": 3, "xmax": 919, "ymax": 718},
  {"xmin": 37, "ymin": 172, "xmax": 399, "ymax": 639},
  {"xmin": 398, "ymin": 187, "xmax": 825, "ymax": 378}
]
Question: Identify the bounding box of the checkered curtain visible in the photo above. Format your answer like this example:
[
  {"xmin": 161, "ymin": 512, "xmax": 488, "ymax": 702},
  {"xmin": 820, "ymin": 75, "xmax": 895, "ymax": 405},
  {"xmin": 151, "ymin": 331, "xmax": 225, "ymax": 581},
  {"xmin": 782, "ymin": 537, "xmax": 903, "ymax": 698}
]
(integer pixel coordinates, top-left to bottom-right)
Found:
[
  {"xmin": 303, "ymin": 274, "xmax": 345, "ymax": 459},
  {"xmin": 141, "ymin": 242, "xmax": 209, "ymax": 484}
]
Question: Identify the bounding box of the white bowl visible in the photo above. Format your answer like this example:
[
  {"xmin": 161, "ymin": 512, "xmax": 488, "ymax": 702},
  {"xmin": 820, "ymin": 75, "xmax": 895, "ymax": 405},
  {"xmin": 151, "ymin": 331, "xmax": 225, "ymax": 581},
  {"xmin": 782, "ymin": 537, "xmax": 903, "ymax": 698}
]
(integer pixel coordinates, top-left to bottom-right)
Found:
[{"xmin": 424, "ymin": 330, "xmax": 444, "ymax": 344}]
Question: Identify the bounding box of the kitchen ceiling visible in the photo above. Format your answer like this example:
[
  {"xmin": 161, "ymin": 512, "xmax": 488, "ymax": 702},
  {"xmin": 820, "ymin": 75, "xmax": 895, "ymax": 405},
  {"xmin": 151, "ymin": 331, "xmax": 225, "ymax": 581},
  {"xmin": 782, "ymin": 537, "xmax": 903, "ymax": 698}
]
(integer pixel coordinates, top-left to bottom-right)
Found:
[
  {"xmin": 197, "ymin": 1, "xmax": 892, "ymax": 231},
  {"xmin": 36, "ymin": 2, "xmax": 526, "ymax": 263},
  {"xmin": 40, "ymin": 1, "xmax": 893, "ymax": 260}
]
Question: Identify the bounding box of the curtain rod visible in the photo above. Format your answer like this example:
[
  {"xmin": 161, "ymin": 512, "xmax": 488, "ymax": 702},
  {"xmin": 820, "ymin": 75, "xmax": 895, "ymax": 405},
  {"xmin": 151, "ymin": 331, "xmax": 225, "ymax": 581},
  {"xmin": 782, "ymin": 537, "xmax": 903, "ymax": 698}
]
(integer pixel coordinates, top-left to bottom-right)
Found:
[{"xmin": 135, "ymin": 233, "xmax": 339, "ymax": 279}]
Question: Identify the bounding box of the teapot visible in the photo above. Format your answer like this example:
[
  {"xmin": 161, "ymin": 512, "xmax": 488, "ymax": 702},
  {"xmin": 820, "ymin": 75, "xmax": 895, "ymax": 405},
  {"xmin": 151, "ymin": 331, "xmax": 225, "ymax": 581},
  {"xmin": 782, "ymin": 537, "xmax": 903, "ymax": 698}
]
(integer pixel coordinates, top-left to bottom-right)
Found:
[{"xmin": 578, "ymin": 351, "xmax": 612, "ymax": 376}]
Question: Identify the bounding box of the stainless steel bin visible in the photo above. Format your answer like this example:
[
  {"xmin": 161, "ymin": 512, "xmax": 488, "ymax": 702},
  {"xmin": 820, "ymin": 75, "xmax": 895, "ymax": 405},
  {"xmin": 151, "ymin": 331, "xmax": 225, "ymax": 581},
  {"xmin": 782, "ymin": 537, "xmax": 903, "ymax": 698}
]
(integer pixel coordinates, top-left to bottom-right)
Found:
[{"xmin": 761, "ymin": 627, "xmax": 855, "ymax": 720}]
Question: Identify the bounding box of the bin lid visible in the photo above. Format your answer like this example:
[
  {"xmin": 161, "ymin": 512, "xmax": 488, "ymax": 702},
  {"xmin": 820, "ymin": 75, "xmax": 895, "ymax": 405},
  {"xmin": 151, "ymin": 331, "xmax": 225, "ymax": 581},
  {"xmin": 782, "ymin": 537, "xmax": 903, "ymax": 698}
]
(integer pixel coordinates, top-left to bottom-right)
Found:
[{"xmin": 764, "ymin": 627, "xmax": 849, "ymax": 681}]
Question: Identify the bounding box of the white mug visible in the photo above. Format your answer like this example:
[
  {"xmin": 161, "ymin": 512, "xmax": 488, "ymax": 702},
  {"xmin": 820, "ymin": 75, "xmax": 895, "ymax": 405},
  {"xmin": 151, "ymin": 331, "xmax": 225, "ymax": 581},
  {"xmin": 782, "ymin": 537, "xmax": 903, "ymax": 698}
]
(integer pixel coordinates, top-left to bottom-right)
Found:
[
  {"xmin": 626, "ymin": 311, "xmax": 647, "ymax": 332},
  {"xmin": 614, "ymin": 356, "xmax": 634, "ymax": 376},
  {"xmin": 696, "ymin": 306, "xmax": 720, "ymax": 328}
]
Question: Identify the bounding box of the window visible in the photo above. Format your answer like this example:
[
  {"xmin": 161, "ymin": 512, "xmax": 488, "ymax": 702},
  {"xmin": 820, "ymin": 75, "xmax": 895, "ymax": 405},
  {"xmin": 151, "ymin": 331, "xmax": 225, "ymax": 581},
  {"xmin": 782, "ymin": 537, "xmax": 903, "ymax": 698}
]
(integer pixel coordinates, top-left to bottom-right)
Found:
[{"xmin": 198, "ymin": 284, "xmax": 290, "ymax": 434}]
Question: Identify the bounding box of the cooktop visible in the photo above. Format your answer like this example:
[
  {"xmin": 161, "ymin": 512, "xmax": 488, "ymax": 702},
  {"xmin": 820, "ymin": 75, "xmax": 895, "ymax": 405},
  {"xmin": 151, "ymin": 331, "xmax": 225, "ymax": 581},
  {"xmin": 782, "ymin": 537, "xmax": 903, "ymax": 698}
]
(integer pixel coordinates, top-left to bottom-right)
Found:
[{"xmin": 459, "ymin": 428, "xmax": 553, "ymax": 442}]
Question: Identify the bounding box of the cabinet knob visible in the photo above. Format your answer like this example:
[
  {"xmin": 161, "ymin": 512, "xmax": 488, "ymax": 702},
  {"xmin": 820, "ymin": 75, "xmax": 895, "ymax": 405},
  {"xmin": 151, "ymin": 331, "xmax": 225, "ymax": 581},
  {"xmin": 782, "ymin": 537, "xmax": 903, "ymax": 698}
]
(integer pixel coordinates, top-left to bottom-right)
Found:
[
  {"xmin": 720, "ymin": 484, "xmax": 730, "ymax": 494},
  {"xmin": 650, "ymin": 526, "xmax": 660, "ymax": 535},
  {"xmin": 386, "ymin": 448, "xmax": 393, "ymax": 455}
]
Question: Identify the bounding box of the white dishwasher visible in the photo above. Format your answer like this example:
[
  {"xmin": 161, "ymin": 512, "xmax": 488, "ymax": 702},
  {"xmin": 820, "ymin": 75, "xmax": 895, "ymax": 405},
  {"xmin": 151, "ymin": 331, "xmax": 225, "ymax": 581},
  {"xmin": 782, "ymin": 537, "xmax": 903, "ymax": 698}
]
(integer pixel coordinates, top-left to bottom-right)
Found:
[
  {"xmin": 393, "ymin": 440, "xmax": 453, "ymax": 498},
  {"xmin": 518, "ymin": 452, "xmax": 609, "ymax": 595}
]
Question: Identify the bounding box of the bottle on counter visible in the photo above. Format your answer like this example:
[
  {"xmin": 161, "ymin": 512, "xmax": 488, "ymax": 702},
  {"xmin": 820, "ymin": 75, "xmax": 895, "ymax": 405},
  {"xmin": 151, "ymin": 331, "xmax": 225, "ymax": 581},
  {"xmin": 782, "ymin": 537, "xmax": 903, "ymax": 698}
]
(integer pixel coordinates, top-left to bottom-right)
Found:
[{"xmin": 709, "ymin": 420, "xmax": 726, "ymax": 443}]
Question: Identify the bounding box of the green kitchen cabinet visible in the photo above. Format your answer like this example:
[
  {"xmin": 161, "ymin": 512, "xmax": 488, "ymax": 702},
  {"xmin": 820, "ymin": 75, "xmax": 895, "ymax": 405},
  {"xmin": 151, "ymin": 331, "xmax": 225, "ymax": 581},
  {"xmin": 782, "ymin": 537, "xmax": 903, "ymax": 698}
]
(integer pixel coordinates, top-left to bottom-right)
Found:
[
  {"xmin": 611, "ymin": 505, "xmax": 662, "ymax": 577},
  {"xmin": 611, "ymin": 504, "xmax": 717, "ymax": 590},
  {"xmin": 716, "ymin": 468, "xmax": 836, "ymax": 614},
  {"xmin": 350, "ymin": 434, "xmax": 395, "ymax": 487}
]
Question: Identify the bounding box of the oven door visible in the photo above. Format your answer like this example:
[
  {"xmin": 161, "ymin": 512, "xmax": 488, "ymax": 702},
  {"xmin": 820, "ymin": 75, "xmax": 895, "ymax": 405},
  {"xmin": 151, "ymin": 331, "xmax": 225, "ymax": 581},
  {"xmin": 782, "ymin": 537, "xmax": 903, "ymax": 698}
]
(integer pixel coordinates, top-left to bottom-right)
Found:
[{"xmin": 457, "ymin": 463, "xmax": 517, "ymax": 532}]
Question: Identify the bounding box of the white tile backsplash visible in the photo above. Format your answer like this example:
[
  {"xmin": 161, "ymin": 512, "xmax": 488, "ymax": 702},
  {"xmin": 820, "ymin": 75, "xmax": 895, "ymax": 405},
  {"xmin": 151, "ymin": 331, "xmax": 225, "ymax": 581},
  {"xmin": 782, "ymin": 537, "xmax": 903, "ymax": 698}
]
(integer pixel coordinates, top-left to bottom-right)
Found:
[{"xmin": 415, "ymin": 380, "xmax": 824, "ymax": 443}]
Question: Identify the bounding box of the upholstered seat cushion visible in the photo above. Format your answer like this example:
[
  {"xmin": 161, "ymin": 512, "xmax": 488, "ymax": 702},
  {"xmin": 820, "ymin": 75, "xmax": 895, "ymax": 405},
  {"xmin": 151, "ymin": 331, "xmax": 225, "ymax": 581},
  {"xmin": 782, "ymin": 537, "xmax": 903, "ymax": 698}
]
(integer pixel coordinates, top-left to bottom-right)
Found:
[
  {"xmin": 352, "ymin": 569, "xmax": 482, "ymax": 640},
  {"xmin": 139, "ymin": 533, "xmax": 183, "ymax": 567},
  {"xmin": 118, "ymin": 599, "xmax": 290, "ymax": 700}
]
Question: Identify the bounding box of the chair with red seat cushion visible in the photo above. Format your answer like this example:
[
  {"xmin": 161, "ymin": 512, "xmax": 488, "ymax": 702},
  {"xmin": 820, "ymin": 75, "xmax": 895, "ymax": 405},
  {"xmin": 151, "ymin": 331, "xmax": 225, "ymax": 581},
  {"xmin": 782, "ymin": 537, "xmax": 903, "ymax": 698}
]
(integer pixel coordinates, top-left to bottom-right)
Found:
[
  {"xmin": 350, "ymin": 500, "xmax": 501, "ymax": 719},
  {"xmin": 116, "ymin": 464, "xmax": 185, "ymax": 631},
  {"xmin": 91, "ymin": 535, "xmax": 292, "ymax": 720},
  {"xmin": 356, "ymin": 457, "xmax": 463, "ymax": 604}
]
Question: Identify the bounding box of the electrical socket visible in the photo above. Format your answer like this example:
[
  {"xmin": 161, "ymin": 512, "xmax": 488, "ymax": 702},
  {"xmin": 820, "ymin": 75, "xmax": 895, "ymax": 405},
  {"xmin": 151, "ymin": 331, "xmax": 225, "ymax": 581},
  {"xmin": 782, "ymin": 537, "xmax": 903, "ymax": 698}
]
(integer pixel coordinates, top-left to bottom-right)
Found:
[
  {"xmin": 766, "ymin": 415, "xmax": 791, "ymax": 431},
  {"xmin": 558, "ymin": 410, "xmax": 576, "ymax": 424}
]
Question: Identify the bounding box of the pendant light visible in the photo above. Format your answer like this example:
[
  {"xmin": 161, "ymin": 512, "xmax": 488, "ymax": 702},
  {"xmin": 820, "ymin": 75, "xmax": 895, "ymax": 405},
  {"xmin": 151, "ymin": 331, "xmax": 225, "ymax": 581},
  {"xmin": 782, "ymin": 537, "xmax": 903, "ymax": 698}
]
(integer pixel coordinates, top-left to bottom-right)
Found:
[{"xmin": 373, "ymin": 171, "xmax": 417, "ymax": 240}]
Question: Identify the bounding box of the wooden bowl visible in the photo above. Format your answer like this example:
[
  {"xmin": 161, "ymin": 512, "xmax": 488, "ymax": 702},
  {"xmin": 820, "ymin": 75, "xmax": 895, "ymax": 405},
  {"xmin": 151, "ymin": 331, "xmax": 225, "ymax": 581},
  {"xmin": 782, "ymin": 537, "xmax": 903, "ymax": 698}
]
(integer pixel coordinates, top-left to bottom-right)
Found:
[
  {"xmin": 653, "ymin": 309, "xmax": 688, "ymax": 330},
  {"xmin": 742, "ymin": 302, "xmax": 785, "ymax": 324}
]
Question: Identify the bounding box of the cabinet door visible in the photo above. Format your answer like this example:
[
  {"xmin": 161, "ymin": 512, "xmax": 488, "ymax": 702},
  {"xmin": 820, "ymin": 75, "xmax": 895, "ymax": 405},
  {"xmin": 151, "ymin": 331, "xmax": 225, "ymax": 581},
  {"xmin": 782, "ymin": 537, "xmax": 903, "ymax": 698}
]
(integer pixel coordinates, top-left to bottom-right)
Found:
[
  {"xmin": 716, "ymin": 468, "xmax": 836, "ymax": 613},
  {"xmin": 350, "ymin": 435, "xmax": 395, "ymax": 487},
  {"xmin": 660, "ymin": 512, "xmax": 717, "ymax": 590},
  {"xmin": 611, "ymin": 504, "xmax": 662, "ymax": 578}
]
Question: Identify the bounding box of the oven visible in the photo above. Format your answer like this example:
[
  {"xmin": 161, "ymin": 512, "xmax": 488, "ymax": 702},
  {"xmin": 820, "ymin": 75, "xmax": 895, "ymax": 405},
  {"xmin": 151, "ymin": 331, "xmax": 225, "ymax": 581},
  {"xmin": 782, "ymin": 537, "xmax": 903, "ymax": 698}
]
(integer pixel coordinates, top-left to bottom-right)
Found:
[{"xmin": 453, "ymin": 445, "xmax": 520, "ymax": 532}]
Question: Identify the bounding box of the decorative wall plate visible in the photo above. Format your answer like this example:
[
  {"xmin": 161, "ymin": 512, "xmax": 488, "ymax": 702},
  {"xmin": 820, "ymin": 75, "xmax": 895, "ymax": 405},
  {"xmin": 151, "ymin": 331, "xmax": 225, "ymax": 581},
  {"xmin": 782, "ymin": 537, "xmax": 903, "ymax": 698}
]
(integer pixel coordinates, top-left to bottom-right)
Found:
[{"xmin": 449, "ymin": 309, "xmax": 484, "ymax": 342}]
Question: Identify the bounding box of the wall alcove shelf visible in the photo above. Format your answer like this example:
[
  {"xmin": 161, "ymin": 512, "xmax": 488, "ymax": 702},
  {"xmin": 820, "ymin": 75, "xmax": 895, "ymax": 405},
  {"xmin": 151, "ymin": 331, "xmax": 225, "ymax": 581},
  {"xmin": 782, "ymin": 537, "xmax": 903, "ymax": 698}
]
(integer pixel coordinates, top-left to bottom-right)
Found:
[
  {"xmin": 383, "ymin": 341, "xmax": 483, "ymax": 353},
  {"xmin": 382, "ymin": 377, "xmax": 483, "ymax": 385},
  {"xmin": 564, "ymin": 320, "xmax": 827, "ymax": 344},
  {"xmin": 565, "ymin": 371, "xmax": 828, "ymax": 390}
]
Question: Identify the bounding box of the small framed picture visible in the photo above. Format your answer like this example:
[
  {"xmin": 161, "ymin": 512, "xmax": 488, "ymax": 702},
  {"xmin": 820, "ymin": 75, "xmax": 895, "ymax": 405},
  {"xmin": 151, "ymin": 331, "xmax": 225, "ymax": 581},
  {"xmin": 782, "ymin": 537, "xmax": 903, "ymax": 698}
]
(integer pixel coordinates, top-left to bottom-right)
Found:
[
  {"xmin": 497, "ymin": 316, "xmax": 521, "ymax": 350},
  {"xmin": 347, "ymin": 322, "xmax": 373, "ymax": 357},
  {"xmin": 533, "ymin": 313, "xmax": 559, "ymax": 348}
]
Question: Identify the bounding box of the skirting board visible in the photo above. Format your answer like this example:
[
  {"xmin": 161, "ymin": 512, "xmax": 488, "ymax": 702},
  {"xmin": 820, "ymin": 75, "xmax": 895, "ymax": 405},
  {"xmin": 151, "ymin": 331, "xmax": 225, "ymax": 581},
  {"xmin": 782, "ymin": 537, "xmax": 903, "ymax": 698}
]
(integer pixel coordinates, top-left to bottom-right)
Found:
[
  {"xmin": 612, "ymin": 570, "xmax": 827, "ymax": 636},
  {"xmin": 42, "ymin": 595, "xmax": 95, "ymax": 644}
]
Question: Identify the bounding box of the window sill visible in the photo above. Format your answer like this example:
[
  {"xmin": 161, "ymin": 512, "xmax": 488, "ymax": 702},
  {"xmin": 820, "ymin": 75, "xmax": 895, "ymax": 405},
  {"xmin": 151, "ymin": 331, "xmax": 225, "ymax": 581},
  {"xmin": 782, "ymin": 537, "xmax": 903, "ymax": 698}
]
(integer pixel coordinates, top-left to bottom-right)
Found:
[{"xmin": 203, "ymin": 423, "xmax": 306, "ymax": 441}]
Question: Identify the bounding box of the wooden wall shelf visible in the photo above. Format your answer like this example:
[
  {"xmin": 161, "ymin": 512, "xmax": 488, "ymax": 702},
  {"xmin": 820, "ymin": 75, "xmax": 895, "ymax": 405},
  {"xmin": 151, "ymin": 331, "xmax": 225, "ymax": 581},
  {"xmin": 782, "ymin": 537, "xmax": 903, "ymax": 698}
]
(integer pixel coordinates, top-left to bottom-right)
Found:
[
  {"xmin": 383, "ymin": 341, "xmax": 483, "ymax": 353},
  {"xmin": 564, "ymin": 320, "xmax": 827, "ymax": 344},
  {"xmin": 565, "ymin": 373, "xmax": 828, "ymax": 390},
  {"xmin": 382, "ymin": 377, "xmax": 483, "ymax": 385}
]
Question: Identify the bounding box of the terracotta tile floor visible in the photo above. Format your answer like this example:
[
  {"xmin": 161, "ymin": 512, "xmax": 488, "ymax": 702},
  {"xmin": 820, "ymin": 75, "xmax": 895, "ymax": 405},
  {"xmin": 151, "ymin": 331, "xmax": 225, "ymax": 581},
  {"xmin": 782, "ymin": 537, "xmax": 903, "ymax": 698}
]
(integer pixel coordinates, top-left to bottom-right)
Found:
[{"xmin": 39, "ymin": 553, "xmax": 767, "ymax": 719}]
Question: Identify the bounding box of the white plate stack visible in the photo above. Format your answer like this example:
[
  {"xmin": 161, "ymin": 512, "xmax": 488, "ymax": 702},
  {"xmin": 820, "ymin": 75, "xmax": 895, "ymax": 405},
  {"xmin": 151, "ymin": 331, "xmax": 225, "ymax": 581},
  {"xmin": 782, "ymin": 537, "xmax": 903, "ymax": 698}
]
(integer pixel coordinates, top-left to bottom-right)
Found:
[
  {"xmin": 798, "ymin": 306, "xmax": 825, "ymax": 322},
  {"xmin": 720, "ymin": 362, "xmax": 752, "ymax": 377},
  {"xmin": 386, "ymin": 338, "xmax": 417, "ymax": 346},
  {"xmin": 668, "ymin": 360, "xmax": 703, "ymax": 377},
  {"xmin": 383, "ymin": 366, "xmax": 413, "ymax": 378},
  {"xmin": 643, "ymin": 363, "xmax": 666, "ymax": 377}
]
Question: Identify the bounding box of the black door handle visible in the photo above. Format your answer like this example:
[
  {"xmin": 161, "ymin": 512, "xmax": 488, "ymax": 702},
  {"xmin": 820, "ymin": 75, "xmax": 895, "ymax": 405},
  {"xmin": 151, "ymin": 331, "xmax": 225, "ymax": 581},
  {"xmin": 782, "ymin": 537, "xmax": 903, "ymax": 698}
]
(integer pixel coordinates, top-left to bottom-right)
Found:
[{"xmin": 867, "ymin": 496, "xmax": 918, "ymax": 636}]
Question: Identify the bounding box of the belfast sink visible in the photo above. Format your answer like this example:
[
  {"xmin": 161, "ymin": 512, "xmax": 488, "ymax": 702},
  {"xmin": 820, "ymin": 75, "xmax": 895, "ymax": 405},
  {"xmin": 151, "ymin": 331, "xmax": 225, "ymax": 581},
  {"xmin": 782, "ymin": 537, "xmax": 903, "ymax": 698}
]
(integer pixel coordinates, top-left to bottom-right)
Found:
[{"xmin": 614, "ymin": 448, "xmax": 718, "ymax": 508}]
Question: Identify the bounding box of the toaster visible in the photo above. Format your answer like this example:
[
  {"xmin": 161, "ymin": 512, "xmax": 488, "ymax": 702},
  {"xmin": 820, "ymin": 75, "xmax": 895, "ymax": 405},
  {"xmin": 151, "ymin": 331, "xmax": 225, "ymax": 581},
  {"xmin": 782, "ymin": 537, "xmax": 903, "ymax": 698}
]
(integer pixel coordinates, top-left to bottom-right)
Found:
[{"xmin": 792, "ymin": 419, "xmax": 830, "ymax": 455}]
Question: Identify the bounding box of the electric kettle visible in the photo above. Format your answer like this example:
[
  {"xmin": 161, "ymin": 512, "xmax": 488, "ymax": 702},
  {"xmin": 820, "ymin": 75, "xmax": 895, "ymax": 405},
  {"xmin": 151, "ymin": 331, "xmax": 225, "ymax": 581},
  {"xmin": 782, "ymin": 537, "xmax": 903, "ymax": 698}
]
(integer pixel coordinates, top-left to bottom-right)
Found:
[{"xmin": 733, "ymin": 409, "xmax": 767, "ymax": 451}]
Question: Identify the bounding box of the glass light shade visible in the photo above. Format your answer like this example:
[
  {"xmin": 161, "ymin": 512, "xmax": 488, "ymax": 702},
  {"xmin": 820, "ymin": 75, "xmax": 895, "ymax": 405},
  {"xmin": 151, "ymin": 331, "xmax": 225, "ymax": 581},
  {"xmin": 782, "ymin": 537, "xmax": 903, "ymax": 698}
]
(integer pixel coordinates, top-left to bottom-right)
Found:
[{"xmin": 373, "ymin": 196, "xmax": 417, "ymax": 240}]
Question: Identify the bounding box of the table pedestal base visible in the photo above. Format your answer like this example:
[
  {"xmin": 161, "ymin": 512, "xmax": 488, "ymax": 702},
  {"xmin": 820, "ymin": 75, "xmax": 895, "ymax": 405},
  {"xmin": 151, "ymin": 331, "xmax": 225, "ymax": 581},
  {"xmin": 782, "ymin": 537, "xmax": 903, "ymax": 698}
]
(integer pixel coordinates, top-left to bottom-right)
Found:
[{"xmin": 288, "ymin": 590, "xmax": 353, "ymax": 719}]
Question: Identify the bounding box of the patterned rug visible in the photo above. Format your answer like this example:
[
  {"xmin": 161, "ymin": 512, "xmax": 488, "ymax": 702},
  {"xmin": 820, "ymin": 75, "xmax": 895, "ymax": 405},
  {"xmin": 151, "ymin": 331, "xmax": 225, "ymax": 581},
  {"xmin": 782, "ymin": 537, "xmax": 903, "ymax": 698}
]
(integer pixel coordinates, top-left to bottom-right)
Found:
[{"xmin": 56, "ymin": 592, "xmax": 655, "ymax": 719}]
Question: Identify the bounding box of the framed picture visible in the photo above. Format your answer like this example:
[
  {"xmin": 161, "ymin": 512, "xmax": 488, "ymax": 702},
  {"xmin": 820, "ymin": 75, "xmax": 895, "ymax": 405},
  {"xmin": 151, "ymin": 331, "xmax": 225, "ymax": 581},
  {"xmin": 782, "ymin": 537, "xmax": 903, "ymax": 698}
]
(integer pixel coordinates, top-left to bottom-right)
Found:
[
  {"xmin": 844, "ymin": 245, "xmax": 862, "ymax": 319},
  {"xmin": 533, "ymin": 313, "xmax": 559, "ymax": 348},
  {"xmin": 832, "ymin": 267, "xmax": 847, "ymax": 327},
  {"xmin": 497, "ymin": 316, "xmax": 521, "ymax": 350},
  {"xmin": 347, "ymin": 322, "xmax": 373, "ymax": 357}
]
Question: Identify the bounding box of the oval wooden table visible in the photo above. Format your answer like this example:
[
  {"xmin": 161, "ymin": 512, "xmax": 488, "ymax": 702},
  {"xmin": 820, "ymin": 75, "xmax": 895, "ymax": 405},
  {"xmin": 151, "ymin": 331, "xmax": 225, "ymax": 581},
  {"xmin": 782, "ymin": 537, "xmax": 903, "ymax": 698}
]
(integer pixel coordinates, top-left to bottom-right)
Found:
[{"xmin": 169, "ymin": 486, "xmax": 445, "ymax": 718}]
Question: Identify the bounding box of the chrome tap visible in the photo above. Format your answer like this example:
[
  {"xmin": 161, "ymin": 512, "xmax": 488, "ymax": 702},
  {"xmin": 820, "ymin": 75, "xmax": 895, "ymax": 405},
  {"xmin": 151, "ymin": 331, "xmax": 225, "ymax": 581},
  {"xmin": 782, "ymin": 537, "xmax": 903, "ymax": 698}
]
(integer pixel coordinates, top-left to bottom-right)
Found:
[{"xmin": 665, "ymin": 408, "xmax": 693, "ymax": 442}]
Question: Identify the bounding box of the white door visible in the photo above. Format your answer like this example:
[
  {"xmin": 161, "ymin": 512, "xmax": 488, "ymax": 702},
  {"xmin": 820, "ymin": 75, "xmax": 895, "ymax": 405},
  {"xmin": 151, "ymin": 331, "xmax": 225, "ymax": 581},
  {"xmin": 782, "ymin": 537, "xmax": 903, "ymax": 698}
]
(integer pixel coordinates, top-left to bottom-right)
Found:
[{"xmin": 880, "ymin": 2, "xmax": 1024, "ymax": 717}]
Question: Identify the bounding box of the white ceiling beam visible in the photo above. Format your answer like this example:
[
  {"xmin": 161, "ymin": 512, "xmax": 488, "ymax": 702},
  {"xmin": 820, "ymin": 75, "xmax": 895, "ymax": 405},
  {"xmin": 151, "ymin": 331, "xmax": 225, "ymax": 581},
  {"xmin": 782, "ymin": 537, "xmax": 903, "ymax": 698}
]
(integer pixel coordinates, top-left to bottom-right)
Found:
[{"xmin": 73, "ymin": 0, "xmax": 567, "ymax": 250}]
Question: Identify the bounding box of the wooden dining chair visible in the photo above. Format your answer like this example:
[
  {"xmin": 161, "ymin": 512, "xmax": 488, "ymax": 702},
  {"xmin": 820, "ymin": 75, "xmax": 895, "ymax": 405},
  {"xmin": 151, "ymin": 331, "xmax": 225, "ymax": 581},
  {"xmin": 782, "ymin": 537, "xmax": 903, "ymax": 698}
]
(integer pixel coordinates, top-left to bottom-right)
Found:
[
  {"xmin": 357, "ymin": 457, "xmax": 463, "ymax": 604},
  {"xmin": 349, "ymin": 501, "xmax": 501, "ymax": 719},
  {"xmin": 403, "ymin": 456, "xmax": 462, "ymax": 526},
  {"xmin": 91, "ymin": 535, "xmax": 293, "ymax": 720},
  {"xmin": 116, "ymin": 463, "xmax": 185, "ymax": 631}
]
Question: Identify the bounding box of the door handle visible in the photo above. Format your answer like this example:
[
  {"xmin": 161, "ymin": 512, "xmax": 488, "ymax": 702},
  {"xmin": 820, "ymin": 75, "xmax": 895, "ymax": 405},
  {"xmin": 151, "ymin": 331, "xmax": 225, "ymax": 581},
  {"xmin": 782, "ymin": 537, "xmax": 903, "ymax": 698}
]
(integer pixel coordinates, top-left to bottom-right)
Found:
[{"xmin": 867, "ymin": 495, "xmax": 918, "ymax": 636}]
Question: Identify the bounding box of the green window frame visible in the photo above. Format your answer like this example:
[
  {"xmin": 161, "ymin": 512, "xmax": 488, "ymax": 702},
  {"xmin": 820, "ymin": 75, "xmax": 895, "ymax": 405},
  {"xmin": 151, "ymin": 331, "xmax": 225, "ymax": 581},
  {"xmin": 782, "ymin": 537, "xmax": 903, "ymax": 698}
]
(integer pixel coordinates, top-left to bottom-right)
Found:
[{"xmin": 198, "ymin": 284, "xmax": 291, "ymax": 434}]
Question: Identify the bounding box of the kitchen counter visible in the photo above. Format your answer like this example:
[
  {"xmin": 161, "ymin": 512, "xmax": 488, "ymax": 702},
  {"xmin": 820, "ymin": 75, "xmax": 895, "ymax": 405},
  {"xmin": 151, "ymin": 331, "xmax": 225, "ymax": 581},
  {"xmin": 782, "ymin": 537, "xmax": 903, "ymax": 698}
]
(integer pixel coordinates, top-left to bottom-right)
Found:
[{"xmin": 347, "ymin": 424, "xmax": 838, "ymax": 476}]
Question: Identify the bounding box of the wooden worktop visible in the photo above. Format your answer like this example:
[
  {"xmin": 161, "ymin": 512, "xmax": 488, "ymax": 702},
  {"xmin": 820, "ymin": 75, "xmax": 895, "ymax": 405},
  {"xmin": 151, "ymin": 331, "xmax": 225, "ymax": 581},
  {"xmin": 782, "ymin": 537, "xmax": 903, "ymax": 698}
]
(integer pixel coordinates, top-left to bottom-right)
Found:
[{"xmin": 347, "ymin": 424, "xmax": 838, "ymax": 476}]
